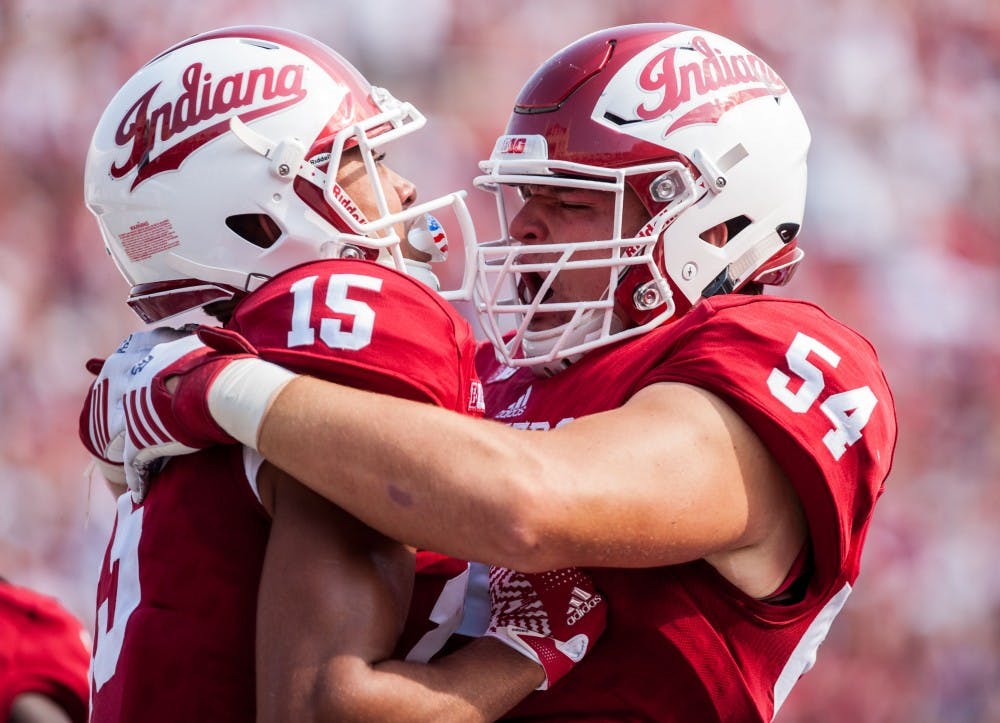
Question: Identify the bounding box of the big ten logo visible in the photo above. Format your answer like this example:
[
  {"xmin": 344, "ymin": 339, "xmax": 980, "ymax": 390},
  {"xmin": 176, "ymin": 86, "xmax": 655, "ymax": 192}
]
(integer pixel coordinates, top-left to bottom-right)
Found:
[{"xmin": 500, "ymin": 137, "xmax": 528, "ymax": 154}]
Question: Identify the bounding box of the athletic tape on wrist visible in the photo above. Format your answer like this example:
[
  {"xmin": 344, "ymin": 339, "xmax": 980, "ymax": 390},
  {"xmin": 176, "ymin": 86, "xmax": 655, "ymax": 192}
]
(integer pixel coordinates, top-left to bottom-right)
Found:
[{"xmin": 207, "ymin": 359, "xmax": 298, "ymax": 448}]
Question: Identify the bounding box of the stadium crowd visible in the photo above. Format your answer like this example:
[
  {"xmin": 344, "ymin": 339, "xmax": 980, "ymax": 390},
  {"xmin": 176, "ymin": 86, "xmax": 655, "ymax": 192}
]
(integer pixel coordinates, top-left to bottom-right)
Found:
[{"xmin": 0, "ymin": 0, "xmax": 996, "ymax": 720}]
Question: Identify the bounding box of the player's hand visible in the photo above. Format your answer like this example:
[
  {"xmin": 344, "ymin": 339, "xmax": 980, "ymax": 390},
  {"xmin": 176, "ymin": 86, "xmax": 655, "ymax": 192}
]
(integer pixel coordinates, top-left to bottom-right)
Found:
[
  {"xmin": 486, "ymin": 566, "xmax": 607, "ymax": 690},
  {"xmin": 79, "ymin": 327, "xmax": 194, "ymax": 487},
  {"xmin": 114, "ymin": 327, "xmax": 264, "ymax": 497}
]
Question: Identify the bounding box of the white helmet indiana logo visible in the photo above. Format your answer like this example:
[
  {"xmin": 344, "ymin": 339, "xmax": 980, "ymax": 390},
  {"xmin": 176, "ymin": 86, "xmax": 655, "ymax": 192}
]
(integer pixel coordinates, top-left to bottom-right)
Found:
[{"xmin": 111, "ymin": 61, "xmax": 307, "ymax": 189}]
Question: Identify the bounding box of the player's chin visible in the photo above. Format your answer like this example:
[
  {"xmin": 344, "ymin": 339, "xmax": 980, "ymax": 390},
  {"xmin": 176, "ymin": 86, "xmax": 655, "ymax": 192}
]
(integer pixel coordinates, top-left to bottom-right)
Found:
[{"xmin": 527, "ymin": 313, "xmax": 573, "ymax": 332}]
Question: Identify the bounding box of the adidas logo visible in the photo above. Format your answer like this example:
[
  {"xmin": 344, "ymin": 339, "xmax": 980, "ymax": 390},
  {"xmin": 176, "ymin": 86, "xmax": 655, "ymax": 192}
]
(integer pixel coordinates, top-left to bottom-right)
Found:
[
  {"xmin": 566, "ymin": 587, "xmax": 602, "ymax": 625},
  {"xmin": 494, "ymin": 386, "xmax": 532, "ymax": 420}
]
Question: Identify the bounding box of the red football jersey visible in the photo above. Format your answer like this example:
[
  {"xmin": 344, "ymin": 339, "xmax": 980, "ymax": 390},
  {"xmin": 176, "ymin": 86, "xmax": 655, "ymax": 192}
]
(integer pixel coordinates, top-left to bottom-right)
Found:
[
  {"xmin": 0, "ymin": 581, "xmax": 90, "ymax": 723},
  {"xmin": 89, "ymin": 260, "xmax": 480, "ymax": 721},
  {"xmin": 479, "ymin": 295, "xmax": 897, "ymax": 722}
]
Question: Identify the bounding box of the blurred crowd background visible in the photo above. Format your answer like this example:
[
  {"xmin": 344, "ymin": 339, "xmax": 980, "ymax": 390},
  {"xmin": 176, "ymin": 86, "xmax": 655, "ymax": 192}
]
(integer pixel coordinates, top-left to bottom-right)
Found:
[{"xmin": 0, "ymin": 0, "xmax": 997, "ymax": 720}]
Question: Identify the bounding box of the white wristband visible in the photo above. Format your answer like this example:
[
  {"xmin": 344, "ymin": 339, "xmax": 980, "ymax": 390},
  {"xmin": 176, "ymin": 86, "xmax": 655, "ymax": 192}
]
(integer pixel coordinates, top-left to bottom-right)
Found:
[{"xmin": 207, "ymin": 358, "xmax": 298, "ymax": 448}]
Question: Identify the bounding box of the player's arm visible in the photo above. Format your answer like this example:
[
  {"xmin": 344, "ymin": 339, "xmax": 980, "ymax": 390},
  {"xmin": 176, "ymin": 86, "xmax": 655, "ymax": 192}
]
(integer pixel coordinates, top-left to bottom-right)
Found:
[
  {"xmin": 9, "ymin": 693, "xmax": 76, "ymax": 723},
  {"xmin": 254, "ymin": 376, "xmax": 804, "ymax": 596},
  {"xmin": 0, "ymin": 582, "xmax": 90, "ymax": 723},
  {"xmin": 95, "ymin": 472, "xmax": 128, "ymax": 500},
  {"xmin": 114, "ymin": 327, "xmax": 804, "ymax": 596},
  {"xmin": 256, "ymin": 463, "xmax": 542, "ymax": 722}
]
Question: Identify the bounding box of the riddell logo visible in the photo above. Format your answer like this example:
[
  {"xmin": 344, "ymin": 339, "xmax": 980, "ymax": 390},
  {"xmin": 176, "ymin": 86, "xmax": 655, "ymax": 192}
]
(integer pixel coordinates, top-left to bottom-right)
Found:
[
  {"xmin": 566, "ymin": 587, "xmax": 603, "ymax": 625},
  {"xmin": 328, "ymin": 182, "xmax": 370, "ymax": 225},
  {"xmin": 622, "ymin": 220, "xmax": 657, "ymax": 259},
  {"xmin": 111, "ymin": 61, "xmax": 307, "ymax": 189},
  {"xmin": 634, "ymin": 35, "xmax": 787, "ymax": 134},
  {"xmin": 500, "ymin": 137, "xmax": 528, "ymax": 154}
]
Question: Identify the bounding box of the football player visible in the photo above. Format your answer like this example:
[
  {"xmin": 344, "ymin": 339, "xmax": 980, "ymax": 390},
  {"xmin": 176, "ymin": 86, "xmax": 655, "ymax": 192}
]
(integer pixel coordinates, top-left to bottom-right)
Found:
[
  {"xmin": 0, "ymin": 578, "xmax": 90, "ymax": 723},
  {"xmin": 80, "ymin": 26, "xmax": 605, "ymax": 722},
  {"xmin": 103, "ymin": 23, "xmax": 898, "ymax": 721}
]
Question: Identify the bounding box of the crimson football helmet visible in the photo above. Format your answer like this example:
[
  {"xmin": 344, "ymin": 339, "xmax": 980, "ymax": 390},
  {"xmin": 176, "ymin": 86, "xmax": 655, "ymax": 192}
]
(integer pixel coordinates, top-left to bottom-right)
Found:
[
  {"xmin": 85, "ymin": 26, "xmax": 474, "ymax": 322},
  {"xmin": 473, "ymin": 24, "xmax": 810, "ymax": 373}
]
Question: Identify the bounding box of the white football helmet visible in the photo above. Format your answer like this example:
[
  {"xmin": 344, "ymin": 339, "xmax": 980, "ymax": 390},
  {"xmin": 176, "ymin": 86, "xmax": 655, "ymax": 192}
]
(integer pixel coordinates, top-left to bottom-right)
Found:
[
  {"xmin": 473, "ymin": 24, "xmax": 810, "ymax": 373},
  {"xmin": 85, "ymin": 25, "xmax": 475, "ymax": 322}
]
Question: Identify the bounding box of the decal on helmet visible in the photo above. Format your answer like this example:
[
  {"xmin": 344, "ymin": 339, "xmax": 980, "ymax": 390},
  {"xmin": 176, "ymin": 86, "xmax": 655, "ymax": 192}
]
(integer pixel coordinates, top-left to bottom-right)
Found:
[
  {"xmin": 112, "ymin": 62, "xmax": 308, "ymax": 189},
  {"xmin": 598, "ymin": 32, "xmax": 787, "ymax": 139},
  {"xmin": 119, "ymin": 219, "xmax": 180, "ymax": 262}
]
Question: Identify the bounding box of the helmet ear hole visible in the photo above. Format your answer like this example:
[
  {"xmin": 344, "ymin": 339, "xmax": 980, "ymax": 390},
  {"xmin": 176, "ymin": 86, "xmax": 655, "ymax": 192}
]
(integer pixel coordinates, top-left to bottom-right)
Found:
[
  {"xmin": 698, "ymin": 215, "xmax": 752, "ymax": 248},
  {"xmin": 724, "ymin": 215, "xmax": 752, "ymax": 243},
  {"xmin": 225, "ymin": 214, "xmax": 282, "ymax": 248}
]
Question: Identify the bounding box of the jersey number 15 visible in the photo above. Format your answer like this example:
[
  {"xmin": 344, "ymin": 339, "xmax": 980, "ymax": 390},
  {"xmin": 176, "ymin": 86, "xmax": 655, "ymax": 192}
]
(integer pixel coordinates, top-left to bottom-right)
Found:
[{"xmin": 287, "ymin": 273, "xmax": 383, "ymax": 351}]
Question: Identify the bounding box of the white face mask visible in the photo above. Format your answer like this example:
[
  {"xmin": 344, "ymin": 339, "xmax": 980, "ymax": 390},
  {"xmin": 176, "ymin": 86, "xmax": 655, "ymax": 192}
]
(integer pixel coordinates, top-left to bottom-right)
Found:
[{"xmin": 522, "ymin": 312, "xmax": 625, "ymax": 377}]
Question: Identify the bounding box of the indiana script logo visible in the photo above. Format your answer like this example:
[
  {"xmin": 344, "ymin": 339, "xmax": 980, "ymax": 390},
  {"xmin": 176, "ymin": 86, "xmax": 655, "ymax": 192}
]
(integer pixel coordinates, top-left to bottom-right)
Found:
[
  {"xmin": 633, "ymin": 34, "xmax": 787, "ymax": 135},
  {"xmin": 111, "ymin": 61, "xmax": 307, "ymax": 190}
]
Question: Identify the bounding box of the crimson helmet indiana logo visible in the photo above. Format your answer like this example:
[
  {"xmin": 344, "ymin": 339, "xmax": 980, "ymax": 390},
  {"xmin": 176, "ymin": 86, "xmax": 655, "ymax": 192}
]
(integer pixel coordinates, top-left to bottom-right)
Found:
[{"xmin": 629, "ymin": 34, "xmax": 787, "ymax": 136}]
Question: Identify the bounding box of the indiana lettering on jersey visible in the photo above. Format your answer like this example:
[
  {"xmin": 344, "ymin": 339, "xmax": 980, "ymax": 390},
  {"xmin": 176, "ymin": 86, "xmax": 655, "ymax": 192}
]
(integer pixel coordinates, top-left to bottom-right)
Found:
[
  {"xmin": 636, "ymin": 35, "xmax": 787, "ymax": 131},
  {"xmin": 112, "ymin": 62, "xmax": 307, "ymax": 189}
]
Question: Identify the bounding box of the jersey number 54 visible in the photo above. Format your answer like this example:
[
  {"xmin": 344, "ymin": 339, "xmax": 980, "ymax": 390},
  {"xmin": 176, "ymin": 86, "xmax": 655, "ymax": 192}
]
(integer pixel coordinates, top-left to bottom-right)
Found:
[{"xmin": 767, "ymin": 332, "xmax": 878, "ymax": 461}]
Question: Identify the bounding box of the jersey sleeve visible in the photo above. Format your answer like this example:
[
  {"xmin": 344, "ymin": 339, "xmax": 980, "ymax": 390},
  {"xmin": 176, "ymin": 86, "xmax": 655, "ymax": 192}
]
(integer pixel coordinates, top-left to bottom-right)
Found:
[
  {"xmin": 0, "ymin": 583, "xmax": 90, "ymax": 723},
  {"xmin": 638, "ymin": 297, "xmax": 897, "ymax": 592},
  {"xmin": 227, "ymin": 259, "xmax": 483, "ymax": 415}
]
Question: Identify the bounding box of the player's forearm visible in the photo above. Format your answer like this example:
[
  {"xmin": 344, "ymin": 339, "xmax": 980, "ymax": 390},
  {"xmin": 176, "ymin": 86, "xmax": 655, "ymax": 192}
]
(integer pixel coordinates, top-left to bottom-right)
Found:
[
  {"xmin": 103, "ymin": 477, "xmax": 128, "ymax": 500},
  {"xmin": 271, "ymin": 640, "xmax": 538, "ymax": 723},
  {"xmin": 256, "ymin": 376, "xmax": 773, "ymax": 572},
  {"xmin": 10, "ymin": 692, "xmax": 77, "ymax": 723},
  {"xmin": 257, "ymin": 376, "xmax": 552, "ymax": 568},
  {"xmin": 258, "ymin": 471, "xmax": 541, "ymax": 722},
  {"xmin": 364, "ymin": 639, "xmax": 542, "ymax": 722}
]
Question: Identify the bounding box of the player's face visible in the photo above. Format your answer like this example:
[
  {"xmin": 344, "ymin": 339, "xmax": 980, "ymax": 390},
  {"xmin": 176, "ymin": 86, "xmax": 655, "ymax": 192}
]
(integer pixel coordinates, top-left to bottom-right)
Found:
[
  {"xmin": 335, "ymin": 147, "xmax": 430, "ymax": 262},
  {"xmin": 508, "ymin": 184, "xmax": 648, "ymax": 330}
]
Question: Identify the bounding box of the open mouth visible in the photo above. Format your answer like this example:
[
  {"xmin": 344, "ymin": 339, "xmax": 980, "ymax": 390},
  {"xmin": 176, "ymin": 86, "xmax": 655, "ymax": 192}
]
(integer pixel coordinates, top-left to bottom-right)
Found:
[{"xmin": 517, "ymin": 273, "xmax": 554, "ymax": 305}]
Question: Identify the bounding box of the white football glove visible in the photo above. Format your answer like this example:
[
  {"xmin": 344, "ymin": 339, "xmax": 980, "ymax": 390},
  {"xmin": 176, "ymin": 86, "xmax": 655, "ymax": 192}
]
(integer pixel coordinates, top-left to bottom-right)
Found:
[
  {"xmin": 79, "ymin": 327, "xmax": 196, "ymax": 493},
  {"xmin": 80, "ymin": 327, "xmax": 193, "ymax": 484},
  {"xmin": 118, "ymin": 333, "xmax": 213, "ymax": 498},
  {"xmin": 112, "ymin": 325, "xmax": 295, "ymax": 500}
]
